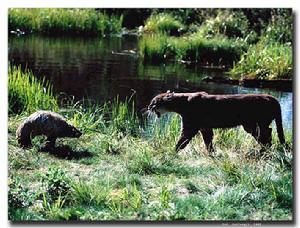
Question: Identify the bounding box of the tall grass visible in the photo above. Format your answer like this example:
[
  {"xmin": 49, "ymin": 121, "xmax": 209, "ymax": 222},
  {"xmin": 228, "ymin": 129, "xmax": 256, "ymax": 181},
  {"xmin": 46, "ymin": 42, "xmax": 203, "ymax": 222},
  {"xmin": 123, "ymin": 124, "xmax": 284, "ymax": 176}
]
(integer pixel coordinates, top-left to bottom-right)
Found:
[
  {"xmin": 8, "ymin": 89, "xmax": 293, "ymax": 221},
  {"xmin": 60, "ymin": 97, "xmax": 140, "ymax": 138},
  {"xmin": 143, "ymin": 13, "xmax": 184, "ymax": 35},
  {"xmin": 8, "ymin": 65, "xmax": 58, "ymax": 114},
  {"xmin": 230, "ymin": 40, "xmax": 292, "ymax": 79},
  {"xmin": 138, "ymin": 9, "xmax": 292, "ymax": 80},
  {"xmin": 8, "ymin": 9, "xmax": 123, "ymax": 36},
  {"xmin": 9, "ymin": 64, "xmax": 139, "ymax": 137},
  {"xmin": 8, "ymin": 122, "xmax": 293, "ymax": 220},
  {"xmin": 139, "ymin": 33, "xmax": 247, "ymax": 66}
]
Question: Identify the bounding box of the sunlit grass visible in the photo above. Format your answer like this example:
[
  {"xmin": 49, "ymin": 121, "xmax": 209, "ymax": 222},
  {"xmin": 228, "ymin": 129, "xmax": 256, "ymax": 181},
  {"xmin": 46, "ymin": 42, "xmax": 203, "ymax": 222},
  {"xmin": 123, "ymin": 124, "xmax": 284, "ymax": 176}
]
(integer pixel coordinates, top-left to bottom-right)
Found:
[
  {"xmin": 139, "ymin": 33, "xmax": 247, "ymax": 66},
  {"xmin": 8, "ymin": 65, "xmax": 58, "ymax": 114},
  {"xmin": 8, "ymin": 109, "xmax": 293, "ymax": 221},
  {"xmin": 231, "ymin": 40, "xmax": 292, "ymax": 79},
  {"xmin": 8, "ymin": 8, "xmax": 123, "ymax": 36},
  {"xmin": 8, "ymin": 66, "xmax": 293, "ymax": 221},
  {"xmin": 143, "ymin": 13, "xmax": 184, "ymax": 35}
]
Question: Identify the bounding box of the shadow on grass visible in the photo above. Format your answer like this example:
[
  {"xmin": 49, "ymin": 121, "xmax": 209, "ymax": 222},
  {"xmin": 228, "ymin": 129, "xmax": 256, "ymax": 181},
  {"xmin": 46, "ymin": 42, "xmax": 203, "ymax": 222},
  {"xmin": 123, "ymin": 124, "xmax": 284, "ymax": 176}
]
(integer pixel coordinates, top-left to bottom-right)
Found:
[{"xmin": 40, "ymin": 145, "xmax": 93, "ymax": 160}]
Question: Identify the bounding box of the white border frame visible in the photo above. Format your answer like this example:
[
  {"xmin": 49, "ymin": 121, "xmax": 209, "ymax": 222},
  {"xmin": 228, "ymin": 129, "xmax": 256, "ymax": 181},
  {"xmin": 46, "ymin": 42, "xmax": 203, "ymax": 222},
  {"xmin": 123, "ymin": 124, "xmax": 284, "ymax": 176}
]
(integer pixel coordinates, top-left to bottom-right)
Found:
[{"xmin": 1, "ymin": 1, "xmax": 298, "ymax": 227}]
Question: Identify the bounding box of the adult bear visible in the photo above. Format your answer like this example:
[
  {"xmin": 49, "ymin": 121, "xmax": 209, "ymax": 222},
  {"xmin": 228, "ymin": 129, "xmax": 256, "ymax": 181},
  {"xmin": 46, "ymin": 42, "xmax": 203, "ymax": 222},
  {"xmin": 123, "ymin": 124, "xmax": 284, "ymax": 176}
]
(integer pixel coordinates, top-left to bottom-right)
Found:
[{"xmin": 148, "ymin": 91, "xmax": 285, "ymax": 153}]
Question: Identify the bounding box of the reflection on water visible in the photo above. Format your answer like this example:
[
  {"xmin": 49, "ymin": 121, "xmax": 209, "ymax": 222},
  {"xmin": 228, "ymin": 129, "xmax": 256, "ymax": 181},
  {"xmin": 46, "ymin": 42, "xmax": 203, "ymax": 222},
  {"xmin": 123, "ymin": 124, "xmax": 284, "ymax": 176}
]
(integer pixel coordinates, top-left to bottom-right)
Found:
[{"xmin": 8, "ymin": 35, "xmax": 293, "ymax": 129}]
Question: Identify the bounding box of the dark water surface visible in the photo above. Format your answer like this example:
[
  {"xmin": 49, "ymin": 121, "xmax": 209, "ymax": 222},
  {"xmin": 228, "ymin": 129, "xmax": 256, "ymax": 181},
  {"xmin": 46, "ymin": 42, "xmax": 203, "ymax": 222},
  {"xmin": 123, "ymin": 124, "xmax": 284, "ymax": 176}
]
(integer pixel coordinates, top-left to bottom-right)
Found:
[{"xmin": 8, "ymin": 35, "xmax": 293, "ymax": 129}]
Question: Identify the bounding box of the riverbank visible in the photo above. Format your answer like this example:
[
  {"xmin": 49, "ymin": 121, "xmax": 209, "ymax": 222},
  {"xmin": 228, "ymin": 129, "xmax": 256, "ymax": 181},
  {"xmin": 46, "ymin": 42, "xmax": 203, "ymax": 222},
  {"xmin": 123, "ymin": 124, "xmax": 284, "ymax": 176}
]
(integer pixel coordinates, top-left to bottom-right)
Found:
[
  {"xmin": 8, "ymin": 66, "xmax": 293, "ymax": 221},
  {"xmin": 8, "ymin": 9, "xmax": 293, "ymax": 81},
  {"xmin": 138, "ymin": 10, "xmax": 292, "ymax": 80},
  {"xmin": 202, "ymin": 77, "xmax": 292, "ymax": 92},
  {"xmin": 8, "ymin": 9, "xmax": 123, "ymax": 36}
]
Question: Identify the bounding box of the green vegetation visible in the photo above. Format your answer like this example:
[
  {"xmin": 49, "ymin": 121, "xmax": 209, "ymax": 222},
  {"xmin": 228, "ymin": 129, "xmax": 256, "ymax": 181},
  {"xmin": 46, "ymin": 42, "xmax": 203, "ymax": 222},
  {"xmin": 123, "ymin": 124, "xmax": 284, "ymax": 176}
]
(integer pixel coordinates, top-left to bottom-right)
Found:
[
  {"xmin": 138, "ymin": 9, "xmax": 292, "ymax": 80},
  {"xmin": 143, "ymin": 13, "xmax": 184, "ymax": 35},
  {"xmin": 8, "ymin": 9, "xmax": 293, "ymax": 79},
  {"xmin": 8, "ymin": 9, "xmax": 123, "ymax": 36},
  {"xmin": 8, "ymin": 66, "xmax": 293, "ymax": 221},
  {"xmin": 8, "ymin": 65, "xmax": 58, "ymax": 114},
  {"xmin": 139, "ymin": 33, "xmax": 247, "ymax": 66},
  {"xmin": 202, "ymin": 11, "xmax": 250, "ymax": 39},
  {"xmin": 230, "ymin": 11, "xmax": 293, "ymax": 80},
  {"xmin": 230, "ymin": 40, "xmax": 292, "ymax": 80}
]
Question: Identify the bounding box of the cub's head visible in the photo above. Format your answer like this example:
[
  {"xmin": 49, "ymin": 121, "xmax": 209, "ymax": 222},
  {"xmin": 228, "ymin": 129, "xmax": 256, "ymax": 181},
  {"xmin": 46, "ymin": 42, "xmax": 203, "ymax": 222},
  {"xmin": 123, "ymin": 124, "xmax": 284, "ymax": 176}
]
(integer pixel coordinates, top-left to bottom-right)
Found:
[
  {"xmin": 148, "ymin": 91, "xmax": 175, "ymax": 118},
  {"xmin": 64, "ymin": 125, "xmax": 82, "ymax": 138}
]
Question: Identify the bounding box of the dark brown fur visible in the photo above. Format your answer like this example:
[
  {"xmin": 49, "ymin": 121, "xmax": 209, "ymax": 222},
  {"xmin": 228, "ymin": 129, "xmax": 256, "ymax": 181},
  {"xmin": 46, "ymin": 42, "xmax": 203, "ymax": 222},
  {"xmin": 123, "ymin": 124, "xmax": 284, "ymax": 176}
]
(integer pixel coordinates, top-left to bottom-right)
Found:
[
  {"xmin": 16, "ymin": 111, "xmax": 82, "ymax": 148},
  {"xmin": 148, "ymin": 91, "xmax": 285, "ymax": 153}
]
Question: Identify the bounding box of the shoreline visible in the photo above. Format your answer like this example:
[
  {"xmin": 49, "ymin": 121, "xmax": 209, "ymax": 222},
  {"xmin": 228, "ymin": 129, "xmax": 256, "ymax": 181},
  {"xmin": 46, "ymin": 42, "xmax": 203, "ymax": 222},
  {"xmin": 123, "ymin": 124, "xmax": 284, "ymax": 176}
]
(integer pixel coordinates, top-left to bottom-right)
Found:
[{"xmin": 202, "ymin": 77, "xmax": 292, "ymax": 92}]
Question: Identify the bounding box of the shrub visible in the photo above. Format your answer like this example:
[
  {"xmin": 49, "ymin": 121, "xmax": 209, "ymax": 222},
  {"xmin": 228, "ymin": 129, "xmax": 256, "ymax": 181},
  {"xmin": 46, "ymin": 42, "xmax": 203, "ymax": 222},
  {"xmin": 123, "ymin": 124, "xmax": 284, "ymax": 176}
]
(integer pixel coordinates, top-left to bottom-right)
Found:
[
  {"xmin": 263, "ymin": 9, "xmax": 293, "ymax": 44},
  {"xmin": 201, "ymin": 10, "xmax": 250, "ymax": 39}
]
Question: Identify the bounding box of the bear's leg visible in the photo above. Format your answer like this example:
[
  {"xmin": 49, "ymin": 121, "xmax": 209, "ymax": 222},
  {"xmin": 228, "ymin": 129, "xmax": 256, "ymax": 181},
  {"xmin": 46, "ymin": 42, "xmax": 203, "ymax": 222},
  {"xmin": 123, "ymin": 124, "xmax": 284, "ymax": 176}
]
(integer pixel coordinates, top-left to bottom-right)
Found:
[
  {"xmin": 19, "ymin": 137, "xmax": 32, "ymax": 148},
  {"xmin": 175, "ymin": 128, "xmax": 198, "ymax": 152},
  {"xmin": 199, "ymin": 129, "xmax": 214, "ymax": 155},
  {"xmin": 257, "ymin": 126, "xmax": 272, "ymax": 147}
]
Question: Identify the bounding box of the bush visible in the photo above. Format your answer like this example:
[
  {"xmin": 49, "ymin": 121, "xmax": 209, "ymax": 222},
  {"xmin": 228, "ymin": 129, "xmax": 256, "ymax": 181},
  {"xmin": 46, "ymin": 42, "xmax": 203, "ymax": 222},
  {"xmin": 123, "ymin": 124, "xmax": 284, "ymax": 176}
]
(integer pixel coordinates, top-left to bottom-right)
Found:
[
  {"xmin": 201, "ymin": 10, "xmax": 250, "ymax": 39},
  {"xmin": 263, "ymin": 9, "xmax": 293, "ymax": 44}
]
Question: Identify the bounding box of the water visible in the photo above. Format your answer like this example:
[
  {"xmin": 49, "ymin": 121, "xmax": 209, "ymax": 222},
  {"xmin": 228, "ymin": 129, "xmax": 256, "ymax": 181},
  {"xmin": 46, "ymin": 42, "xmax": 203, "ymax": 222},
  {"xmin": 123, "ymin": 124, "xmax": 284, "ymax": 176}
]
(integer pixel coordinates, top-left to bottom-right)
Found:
[{"xmin": 8, "ymin": 35, "xmax": 293, "ymax": 130}]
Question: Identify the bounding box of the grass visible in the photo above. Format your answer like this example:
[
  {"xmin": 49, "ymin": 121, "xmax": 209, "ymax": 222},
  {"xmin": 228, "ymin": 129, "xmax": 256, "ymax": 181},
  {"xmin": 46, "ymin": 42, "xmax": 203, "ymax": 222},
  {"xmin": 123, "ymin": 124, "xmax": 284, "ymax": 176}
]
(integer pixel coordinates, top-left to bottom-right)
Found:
[
  {"xmin": 230, "ymin": 40, "xmax": 292, "ymax": 80},
  {"xmin": 138, "ymin": 10, "xmax": 292, "ymax": 80},
  {"xmin": 9, "ymin": 9, "xmax": 293, "ymax": 80},
  {"xmin": 138, "ymin": 11, "xmax": 248, "ymax": 66},
  {"xmin": 8, "ymin": 65, "xmax": 58, "ymax": 114},
  {"xmin": 8, "ymin": 9, "xmax": 123, "ymax": 36},
  {"xmin": 8, "ymin": 112, "xmax": 293, "ymax": 221},
  {"xmin": 139, "ymin": 33, "xmax": 247, "ymax": 66},
  {"xmin": 8, "ymin": 66, "xmax": 293, "ymax": 221},
  {"xmin": 143, "ymin": 13, "xmax": 184, "ymax": 35}
]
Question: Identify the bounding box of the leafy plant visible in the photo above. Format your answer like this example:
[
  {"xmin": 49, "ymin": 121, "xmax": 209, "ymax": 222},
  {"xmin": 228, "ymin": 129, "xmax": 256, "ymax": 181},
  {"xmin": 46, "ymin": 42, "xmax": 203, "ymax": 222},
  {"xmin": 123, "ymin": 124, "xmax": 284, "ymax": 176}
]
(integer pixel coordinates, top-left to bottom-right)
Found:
[
  {"xmin": 41, "ymin": 166, "xmax": 72, "ymax": 202},
  {"xmin": 8, "ymin": 177, "xmax": 34, "ymax": 209}
]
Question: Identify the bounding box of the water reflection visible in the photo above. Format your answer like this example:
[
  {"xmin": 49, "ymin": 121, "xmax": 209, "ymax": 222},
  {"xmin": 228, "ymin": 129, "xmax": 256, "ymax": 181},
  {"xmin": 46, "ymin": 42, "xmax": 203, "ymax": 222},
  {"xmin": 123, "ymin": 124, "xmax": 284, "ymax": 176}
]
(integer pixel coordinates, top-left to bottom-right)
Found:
[{"xmin": 8, "ymin": 35, "xmax": 293, "ymax": 129}]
